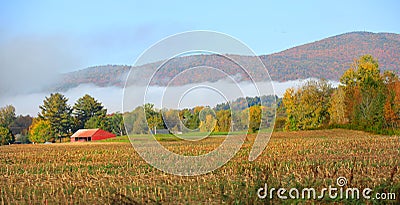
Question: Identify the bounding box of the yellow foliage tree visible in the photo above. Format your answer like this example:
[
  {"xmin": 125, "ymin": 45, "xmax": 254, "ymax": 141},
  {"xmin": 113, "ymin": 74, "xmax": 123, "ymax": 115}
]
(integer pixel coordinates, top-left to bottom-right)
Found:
[
  {"xmin": 199, "ymin": 114, "xmax": 216, "ymax": 133},
  {"xmin": 283, "ymin": 79, "xmax": 332, "ymax": 131},
  {"xmin": 248, "ymin": 105, "xmax": 262, "ymax": 133},
  {"xmin": 329, "ymin": 86, "xmax": 347, "ymax": 124},
  {"xmin": 214, "ymin": 110, "xmax": 231, "ymax": 132},
  {"xmin": 29, "ymin": 118, "xmax": 54, "ymax": 143}
]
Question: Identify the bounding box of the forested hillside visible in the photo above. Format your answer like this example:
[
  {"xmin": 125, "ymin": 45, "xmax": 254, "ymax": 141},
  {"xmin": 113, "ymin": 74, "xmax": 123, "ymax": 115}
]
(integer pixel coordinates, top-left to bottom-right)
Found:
[
  {"xmin": 263, "ymin": 31, "xmax": 400, "ymax": 81},
  {"xmin": 54, "ymin": 32, "xmax": 400, "ymax": 91}
]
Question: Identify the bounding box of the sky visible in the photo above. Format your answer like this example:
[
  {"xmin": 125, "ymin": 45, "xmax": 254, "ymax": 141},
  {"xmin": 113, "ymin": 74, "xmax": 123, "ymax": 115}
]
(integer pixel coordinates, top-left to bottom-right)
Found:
[
  {"xmin": 1, "ymin": 0, "xmax": 399, "ymax": 72},
  {"xmin": 0, "ymin": 0, "xmax": 399, "ymax": 115}
]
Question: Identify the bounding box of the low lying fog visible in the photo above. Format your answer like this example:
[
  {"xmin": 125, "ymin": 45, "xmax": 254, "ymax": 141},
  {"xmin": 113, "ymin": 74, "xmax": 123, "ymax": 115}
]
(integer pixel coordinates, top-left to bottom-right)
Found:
[{"xmin": 0, "ymin": 79, "xmax": 339, "ymax": 116}]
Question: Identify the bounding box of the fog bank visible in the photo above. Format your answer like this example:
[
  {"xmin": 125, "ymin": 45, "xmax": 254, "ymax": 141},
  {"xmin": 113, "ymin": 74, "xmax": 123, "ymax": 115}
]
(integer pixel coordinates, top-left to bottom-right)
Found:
[{"xmin": 0, "ymin": 79, "xmax": 339, "ymax": 116}]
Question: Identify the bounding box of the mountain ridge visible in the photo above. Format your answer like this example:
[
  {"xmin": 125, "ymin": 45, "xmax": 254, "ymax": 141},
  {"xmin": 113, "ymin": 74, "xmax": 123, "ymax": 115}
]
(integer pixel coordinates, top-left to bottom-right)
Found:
[{"xmin": 54, "ymin": 31, "xmax": 400, "ymax": 91}]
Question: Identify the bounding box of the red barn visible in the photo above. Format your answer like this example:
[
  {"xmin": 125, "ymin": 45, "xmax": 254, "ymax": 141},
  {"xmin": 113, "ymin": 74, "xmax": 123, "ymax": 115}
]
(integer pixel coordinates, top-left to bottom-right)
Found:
[{"xmin": 70, "ymin": 129, "xmax": 116, "ymax": 142}]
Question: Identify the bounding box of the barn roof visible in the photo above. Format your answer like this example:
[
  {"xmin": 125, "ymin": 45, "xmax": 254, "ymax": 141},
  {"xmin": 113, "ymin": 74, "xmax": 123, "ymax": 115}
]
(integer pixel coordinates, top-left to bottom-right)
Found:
[{"xmin": 70, "ymin": 129, "xmax": 101, "ymax": 138}]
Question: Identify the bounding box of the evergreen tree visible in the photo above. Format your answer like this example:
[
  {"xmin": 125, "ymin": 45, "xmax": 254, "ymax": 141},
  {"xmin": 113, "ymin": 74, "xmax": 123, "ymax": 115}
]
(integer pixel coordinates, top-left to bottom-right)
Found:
[
  {"xmin": 39, "ymin": 93, "xmax": 73, "ymax": 141},
  {"xmin": 73, "ymin": 94, "xmax": 106, "ymax": 130}
]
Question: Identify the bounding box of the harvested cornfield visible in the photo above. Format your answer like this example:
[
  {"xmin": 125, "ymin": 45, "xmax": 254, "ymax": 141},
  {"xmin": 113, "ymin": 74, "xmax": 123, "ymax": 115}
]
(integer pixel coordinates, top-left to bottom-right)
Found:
[{"xmin": 0, "ymin": 129, "xmax": 399, "ymax": 204}]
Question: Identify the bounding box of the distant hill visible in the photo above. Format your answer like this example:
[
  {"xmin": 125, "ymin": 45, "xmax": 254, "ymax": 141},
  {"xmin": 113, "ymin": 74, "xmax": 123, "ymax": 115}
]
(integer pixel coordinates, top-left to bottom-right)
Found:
[
  {"xmin": 54, "ymin": 32, "xmax": 400, "ymax": 91},
  {"xmin": 55, "ymin": 65, "xmax": 131, "ymax": 91},
  {"xmin": 262, "ymin": 31, "xmax": 400, "ymax": 81}
]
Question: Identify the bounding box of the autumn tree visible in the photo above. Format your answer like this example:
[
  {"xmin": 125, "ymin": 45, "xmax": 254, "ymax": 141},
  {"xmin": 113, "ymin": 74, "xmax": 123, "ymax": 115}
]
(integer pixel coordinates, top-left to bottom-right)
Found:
[
  {"xmin": 162, "ymin": 109, "xmax": 181, "ymax": 133},
  {"xmin": 199, "ymin": 114, "xmax": 217, "ymax": 132},
  {"xmin": 179, "ymin": 106, "xmax": 202, "ymax": 131},
  {"xmin": 29, "ymin": 119, "xmax": 53, "ymax": 143},
  {"xmin": 199, "ymin": 107, "xmax": 216, "ymax": 133},
  {"xmin": 144, "ymin": 103, "xmax": 164, "ymax": 134},
  {"xmin": 382, "ymin": 70, "xmax": 400, "ymax": 129},
  {"xmin": 108, "ymin": 113, "xmax": 126, "ymax": 136},
  {"xmin": 282, "ymin": 88, "xmax": 297, "ymax": 130},
  {"xmin": 339, "ymin": 55, "xmax": 386, "ymax": 130},
  {"xmin": 0, "ymin": 105, "xmax": 16, "ymax": 145},
  {"xmin": 248, "ymin": 105, "xmax": 262, "ymax": 133},
  {"xmin": 328, "ymin": 86, "xmax": 347, "ymax": 124},
  {"xmin": 273, "ymin": 99, "xmax": 287, "ymax": 131},
  {"xmin": 231, "ymin": 110, "xmax": 247, "ymax": 131},
  {"xmin": 215, "ymin": 110, "xmax": 231, "ymax": 132},
  {"xmin": 124, "ymin": 106, "xmax": 148, "ymax": 134},
  {"xmin": 0, "ymin": 126, "xmax": 13, "ymax": 145},
  {"xmin": 39, "ymin": 93, "xmax": 73, "ymax": 141},
  {"xmin": 356, "ymin": 55, "xmax": 385, "ymax": 129},
  {"xmin": 327, "ymin": 54, "xmax": 400, "ymax": 133},
  {"xmin": 339, "ymin": 69, "xmax": 355, "ymax": 122},
  {"xmin": 73, "ymin": 94, "xmax": 106, "ymax": 130},
  {"xmin": 283, "ymin": 79, "xmax": 333, "ymax": 130},
  {"xmin": 0, "ymin": 105, "xmax": 16, "ymax": 129}
]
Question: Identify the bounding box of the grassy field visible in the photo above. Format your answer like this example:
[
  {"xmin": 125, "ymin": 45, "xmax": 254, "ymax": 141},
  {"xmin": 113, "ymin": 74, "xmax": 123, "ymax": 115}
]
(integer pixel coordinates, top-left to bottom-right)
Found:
[{"xmin": 0, "ymin": 129, "xmax": 399, "ymax": 204}]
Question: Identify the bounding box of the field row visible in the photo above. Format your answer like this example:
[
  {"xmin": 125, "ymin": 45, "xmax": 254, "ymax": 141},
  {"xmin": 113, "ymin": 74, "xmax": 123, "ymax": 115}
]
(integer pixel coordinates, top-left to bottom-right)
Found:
[{"xmin": 0, "ymin": 129, "xmax": 399, "ymax": 204}]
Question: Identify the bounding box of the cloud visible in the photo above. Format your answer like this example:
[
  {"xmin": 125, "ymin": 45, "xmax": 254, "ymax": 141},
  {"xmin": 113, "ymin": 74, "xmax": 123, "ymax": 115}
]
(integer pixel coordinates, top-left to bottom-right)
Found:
[
  {"xmin": 0, "ymin": 84, "xmax": 123, "ymax": 116},
  {"xmin": 123, "ymin": 78, "xmax": 340, "ymax": 112},
  {"xmin": 0, "ymin": 35, "xmax": 82, "ymax": 98}
]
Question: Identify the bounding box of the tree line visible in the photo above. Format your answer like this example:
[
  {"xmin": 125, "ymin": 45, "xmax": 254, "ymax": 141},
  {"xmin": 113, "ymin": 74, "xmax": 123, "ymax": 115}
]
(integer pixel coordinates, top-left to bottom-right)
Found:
[
  {"xmin": 0, "ymin": 93, "xmax": 276, "ymax": 145},
  {"xmin": 280, "ymin": 54, "xmax": 400, "ymax": 135},
  {"xmin": 124, "ymin": 96, "xmax": 277, "ymax": 135},
  {"xmin": 29, "ymin": 93, "xmax": 125, "ymax": 143}
]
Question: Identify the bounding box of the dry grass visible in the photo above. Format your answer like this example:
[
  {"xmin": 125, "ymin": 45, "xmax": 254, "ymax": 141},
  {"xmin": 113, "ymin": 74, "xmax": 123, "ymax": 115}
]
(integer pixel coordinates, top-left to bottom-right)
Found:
[{"xmin": 0, "ymin": 129, "xmax": 399, "ymax": 204}]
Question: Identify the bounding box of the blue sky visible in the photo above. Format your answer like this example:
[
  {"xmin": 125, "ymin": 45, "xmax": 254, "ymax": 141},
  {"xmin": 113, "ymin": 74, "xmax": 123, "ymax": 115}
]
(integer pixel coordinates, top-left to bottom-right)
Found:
[
  {"xmin": 0, "ymin": 0, "xmax": 399, "ymax": 115},
  {"xmin": 1, "ymin": 0, "xmax": 399, "ymax": 72}
]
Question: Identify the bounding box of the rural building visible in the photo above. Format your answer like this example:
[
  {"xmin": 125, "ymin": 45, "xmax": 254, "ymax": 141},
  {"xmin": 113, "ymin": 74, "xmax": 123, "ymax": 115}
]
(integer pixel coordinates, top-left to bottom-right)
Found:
[{"xmin": 70, "ymin": 129, "xmax": 116, "ymax": 142}]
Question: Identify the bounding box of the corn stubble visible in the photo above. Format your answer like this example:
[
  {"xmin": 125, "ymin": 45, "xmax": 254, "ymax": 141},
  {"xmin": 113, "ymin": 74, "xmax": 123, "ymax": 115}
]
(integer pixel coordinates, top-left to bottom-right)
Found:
[{"xmin": 0, "ymin": 129, "xmax": 399, "ymax": 204}]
